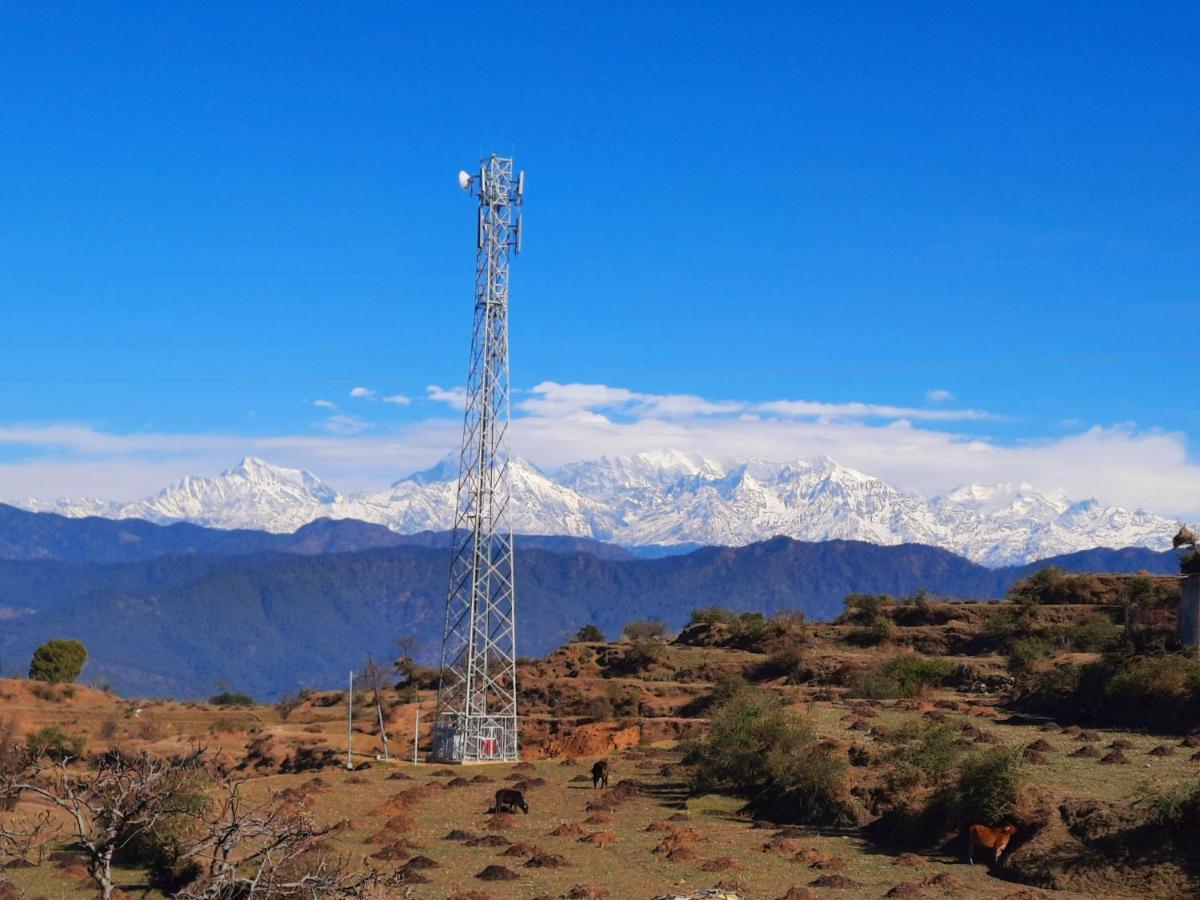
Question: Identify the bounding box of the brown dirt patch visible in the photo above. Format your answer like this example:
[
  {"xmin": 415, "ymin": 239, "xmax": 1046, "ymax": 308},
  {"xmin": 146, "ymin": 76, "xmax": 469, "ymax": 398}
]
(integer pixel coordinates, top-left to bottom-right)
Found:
[
  {"xmin": 886, "ymin": 884, "xmax": 927, "ymax": 898},
  {"xmin": 775, "ymin": 889, "xmax": 820, "ymax": 900},
  {"xmin": 893, "ymin": 853, "xmax": 929, "ymax": 867},
  {"xmin": 562, "ymin": 886, "xmax": 610, "ymax": 899},
  {"xmin": 1100, "ymin": 750, "xmax": 1130, "ymax": 765},
  {"xmin": 701, "ymin": 855, "xmax": 743, "ymax": 871},
  {"xmin": 1070, "ymin": 745, "xmax": 1101, "ymax": 759},
  {"xmin": 1148, "ymin": 745, "xmax": 1175, "ymax": 757},
  {"xmin": 809, "ymin": 874, "xmax": 861, "ymax": 888},
  {"xmin": 584, "ymin": 811, "xmax": 613, "ymax": 824},
  {"xmin": 485, "ymin": 813, "xmax": 517, "ymax": 830},
  {"xmin": 578, "ymin": 830, "xmax": 617, "ymax": 847},
  {"xmin": 1024, "ymin": 750, "xmax": 1048, "ymax": 765},
  {"xmin": 921, "ymin": 873, "xmax": 966, "ymax": 890},
  {"xmin": 1027, "ymin": 739, "xmax": 1054, "ymax": 752},
  {"xmin": 550, "ymin": 822, "xmax": 585, "ymax": 837},
  {"xmin": 500, "ymin": 841, "xmax": 539, "ymax": 857},
  {"xmin": 465, "ymin": 835, "xmax": 510, "ymax": 848}
]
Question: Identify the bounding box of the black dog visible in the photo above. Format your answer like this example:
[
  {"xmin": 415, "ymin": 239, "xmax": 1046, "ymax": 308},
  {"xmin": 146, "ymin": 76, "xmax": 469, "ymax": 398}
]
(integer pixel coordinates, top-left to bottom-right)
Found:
[
  {"xmin": 591, "ymin": 759, "xmax": 609, "ymax": 790},
  {"xmin": 494, "ymin": 788, "xmax": 528, "ymax": 814}
]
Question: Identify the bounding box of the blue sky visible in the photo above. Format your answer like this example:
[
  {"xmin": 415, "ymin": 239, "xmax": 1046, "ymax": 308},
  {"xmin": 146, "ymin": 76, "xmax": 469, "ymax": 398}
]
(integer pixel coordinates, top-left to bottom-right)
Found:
[{"xmin": 0, "ymin": 2, "xmax": 1197, "ymax": 514}]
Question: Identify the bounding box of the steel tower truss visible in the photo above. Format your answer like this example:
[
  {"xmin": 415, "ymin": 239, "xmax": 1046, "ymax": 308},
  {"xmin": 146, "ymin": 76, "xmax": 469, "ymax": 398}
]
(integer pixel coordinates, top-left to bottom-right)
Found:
[{"xmin": 433, "ymin": 156, "xmax": 523, "ymax": 763}]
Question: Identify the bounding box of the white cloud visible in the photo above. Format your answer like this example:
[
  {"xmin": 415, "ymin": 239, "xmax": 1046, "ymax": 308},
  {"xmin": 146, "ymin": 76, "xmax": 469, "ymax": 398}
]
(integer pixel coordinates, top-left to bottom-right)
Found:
[
  {"xmin": 349, "ymin": 387, "xmax": 375, "ymax": 399},
  {"xmin": 320, "ymin": 414, "xmax": 373, "ymax": 435},
  {"xmin": 926, "ymin": 389, "xmax": 955, "ymax": 403},
  {"xmin": 382, "ymin": 394, "xmax": 411, "ymax": 406},
  {"xmin": 427, "ymin": 385, "xmax": 467, "ymax": 408},
  {"xmin": 312, "ymin": 399, "xmax": 337, "ymax": 410}
]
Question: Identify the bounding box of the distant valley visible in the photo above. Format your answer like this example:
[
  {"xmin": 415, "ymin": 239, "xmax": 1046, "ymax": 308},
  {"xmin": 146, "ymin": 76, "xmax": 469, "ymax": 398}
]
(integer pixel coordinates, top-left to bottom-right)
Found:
[{"xmin": 0, "ymin": 504, "xmax": 1181, "ymax": 699}]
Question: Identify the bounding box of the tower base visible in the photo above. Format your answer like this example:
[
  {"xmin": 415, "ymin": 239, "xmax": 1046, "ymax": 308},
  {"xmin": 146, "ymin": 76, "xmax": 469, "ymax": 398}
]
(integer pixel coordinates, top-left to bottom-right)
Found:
[
  {"xmin": 431, "ymin": 714, "xmax": 519, "ymax": 764},
  {"xmin": 1180, "ymin": 575, "xmax": 1200, "ymax": 652}
]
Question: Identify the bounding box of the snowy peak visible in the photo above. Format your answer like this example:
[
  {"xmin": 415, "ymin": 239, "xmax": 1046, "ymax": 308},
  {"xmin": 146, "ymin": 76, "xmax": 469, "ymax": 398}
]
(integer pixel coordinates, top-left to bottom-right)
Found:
[{"xmin": 6, "ymin": 450, "xmax": 1184, "ymax": 567}]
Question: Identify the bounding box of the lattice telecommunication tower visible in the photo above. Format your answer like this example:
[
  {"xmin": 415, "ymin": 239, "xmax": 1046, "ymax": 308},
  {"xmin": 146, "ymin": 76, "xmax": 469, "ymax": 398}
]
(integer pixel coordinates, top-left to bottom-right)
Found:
[{"xmin": 432, "ymin": 156, "xmax": 524, "ymax": 762}]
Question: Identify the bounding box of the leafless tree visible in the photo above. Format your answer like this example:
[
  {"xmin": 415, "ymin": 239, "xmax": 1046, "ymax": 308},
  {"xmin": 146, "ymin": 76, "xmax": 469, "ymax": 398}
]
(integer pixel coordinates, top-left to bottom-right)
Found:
[
  {"xmin": 0, "ymin": 747, "xmax": 207, "ymax": 899},
  {"xmin": 175, "ymin": 777, "xmax": 377, "ymax": 898},
  {"xmin": 0, "ymin": 807, "xmax": 60, "ymax": 866}
]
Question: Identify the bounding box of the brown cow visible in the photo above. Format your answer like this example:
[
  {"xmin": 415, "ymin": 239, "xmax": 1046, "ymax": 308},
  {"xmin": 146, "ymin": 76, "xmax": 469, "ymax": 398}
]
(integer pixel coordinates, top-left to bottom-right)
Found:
[
  {"xmin": 591, "ymin": 759, "xmax": 609, "ymax": 790},
  {"xmin": 968, "ymin": 823, "xmax": 1017, "ymax": 864}
]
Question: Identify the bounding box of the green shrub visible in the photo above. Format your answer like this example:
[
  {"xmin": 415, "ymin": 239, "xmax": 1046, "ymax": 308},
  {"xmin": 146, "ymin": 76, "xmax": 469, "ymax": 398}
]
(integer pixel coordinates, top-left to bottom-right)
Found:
[
  {"xmin": 689, "ymin": 606, "xmax": 738, "ymax": 626},
  {"xmin": 622, "ymin": 619, "xmax": 667, "ymax": 641},
  {"xmin": 884, "ymin": 723, "xmax": 964, "ymax": 792},
  {"xmin": 753, "ymin": 641, "xmax": 808, "ymax": 683},
  {"xmin": 28, "ymin": 638, "xmax": 87, "ymax": 684},
  {"xmin": 692, "ymin": 689, "xmax": 813, "ymax": 793},
  {"xmin": 573, "ymin": 624, "xmax": 606, "ymax": 642},
  {"xmin": 1071, "ymin": 613, "xmax": 1121, "ymax": 652},
  {"xmin": 840, "ymin": 594, "xmax": 891, "ymax": 625},
  {"xmin": 1135, "ymin": 777, "xmax": 1200, "ymax": 828},
  {"xmin": 847, "ymin": 656, "xmax": 952, "ymax": 699},
  {"xmin": 1006, "ymin": 637, "xmax": 1049, "ymax": 676},
  {"xmin": 208, "ymin": 691, "xmax": 254, "ymax": 707},
  {"xmin": 951, "ymin": 748, "xmax": 1025, "ymax": 824},
  {"xmin": 852, "ymin": 616, "xmax": 895, "ymax": 646},
  {"xmin": 25, "ymin": 725, "xmax": 84, "ymax": 761},
  {"xmin": 613, "ymin": 639, "xmax": 665, "ymax": 675}
]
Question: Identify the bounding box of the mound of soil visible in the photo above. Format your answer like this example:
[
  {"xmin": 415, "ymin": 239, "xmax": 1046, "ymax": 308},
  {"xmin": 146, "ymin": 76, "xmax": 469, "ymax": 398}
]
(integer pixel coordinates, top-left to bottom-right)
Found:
[
  {"xmin": 446, "ymin": 892, "xmax": 498, "ymax": 900},
  {"xmin": 525, "ymin": 852, "xmax": 570, "ymax": 868},
  {"xmin": 1100, "ymin": 750, "xmax": 1130, "ymax": 765},
  {"xmin": 514, "ymin": 777, "xmax": 547, "ymax": 790},
  {"xmin": 370, "ymin": 842, "xmax": 411, "ymax": 861},
  {"xmin": 893, "ymin": 853, "xmax": 929, "ymax": 867},
  {"xmin": 585, "ymin": 811, "xmax": 613, "ymax": 824},
  {"xmin": 665, "ymin": 846, "xmax": 698, "ymax": 862},
  {"xmin": 1027, "ymin": 739, "xmax": 1055, "ymax": 752},
  {"xmin": 578, "ymin": 831, "xmax": 617, "ymax": 847},
  {"xmin": 809, "ymin": 874, "xmax": 860, "ymax": 889},
  {"xmin": 1181, "ymin": 735, "xmax": 1200, "ymax": 748},
  {"xmin": 466, "ymin": 835, "xmax": 510, "ymax": 848},
  {"xmin": 447, "ymin": 777, "xmax": 470, "ymax": 787},
  {"xmin": 1024, "ymin": 750, "xmax": 1048, "ymax": 765},
  {"xmin": 1070, "ymin": 746, "xmax": 1101, "ymax": 759},
  {"xmin": 570, "ymin": 774, "xmax": 592, "ymax": 782},
  {"xmin": 563, "ymin": 885, "xmax": 610, "ymax": 899},
  {"xmin": 550, "ymin": 823, "xmax": 585, "ymax": 837},
  {"xmin": 470, "ymin": 774, "xmax": 495, "ymax": 783},
  {"xmin": 485, "ymin": 814, "xmax": 517, "ymax": 831},
  {"xmin": 775, "ymin": 889, "xmax": 820, "ymax": 900},
  {"xmin": 921, "ymin": 873, "xmax": 966, "ymax": 890},
  {"xmin": 1148, "ymin": 745, "xmax": 1175, "ymax": 757},
  {"xmin": 1108, "ymin": 739, "xmax": 1135, "ymax": 750},
  {"xmin": 513, "ymin": 761, "xmax": 535, "ymax": 770},
  {"xmin": 406, "ymin": 856, "xmax": 439, "ymax": 870},
  {"xmin": 431, "ymin": 768, "xmax": 457, "ymax": 776},
  {"xmin": 476, "ymin": 865, "xmax": 519, "ymax": 881},
  {"xmin": 701, "ymin": 855, "xmax": 743, "ymax": 872},
  {"xmin": 392, "ymin": 866, "xmax": 431, "ymax": 885},
  {"xmin": 762, "ymin": 836, "xmax": 805, "ymax": 854},
  {"xmin": 500, "ymin": 842, "xmax": 538, "ymax": 857},
  {"xmin": 644, "ymin": 820, "xmax": 673, "ymax": 833},
  {"xmin": 386, "ymin": 771, "xmax": 412, "ymax": 780},
  {"xmin": 1192, "ymin": 750, "xmax": 1200, "ymax": 762},
  {"xmin": 886, "ymin": 884, "xmax": 927, "ymax": 898},
  {"xmin": 1075, "ymin": 730, "xmax": 1101, "ymax": 742},
  {"xmin": 444, "ymin": 829, "xmax": 476, "ymax": 841}
]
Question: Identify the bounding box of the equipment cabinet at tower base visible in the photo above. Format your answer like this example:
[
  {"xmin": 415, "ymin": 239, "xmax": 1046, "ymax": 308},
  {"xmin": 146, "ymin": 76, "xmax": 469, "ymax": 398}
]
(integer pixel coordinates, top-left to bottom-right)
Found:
[{"xmin": 431, "ymin": 714, "xmax": 519, "ymax": 764}]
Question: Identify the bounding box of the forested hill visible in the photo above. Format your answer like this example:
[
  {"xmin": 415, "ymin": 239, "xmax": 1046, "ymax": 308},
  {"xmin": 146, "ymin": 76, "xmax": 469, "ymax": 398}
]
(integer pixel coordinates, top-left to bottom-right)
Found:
[{"xmin": 0, "ymin": 532, "xmax": 1178, "ymax": 699}]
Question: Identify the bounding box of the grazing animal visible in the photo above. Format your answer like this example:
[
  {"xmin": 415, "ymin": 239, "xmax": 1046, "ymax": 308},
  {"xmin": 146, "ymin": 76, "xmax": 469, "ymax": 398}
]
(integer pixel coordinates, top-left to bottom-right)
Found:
[
  {"xmin": 591, "ymin": 759, "xmax": 610, "ymax": 790},
  {"xmin": 968, "ymin": 823, "xmax": 1018, "ymax": 865},
  {"xmin": 494, "ymin": 788, "xmax": 528, "ymax": 815}
]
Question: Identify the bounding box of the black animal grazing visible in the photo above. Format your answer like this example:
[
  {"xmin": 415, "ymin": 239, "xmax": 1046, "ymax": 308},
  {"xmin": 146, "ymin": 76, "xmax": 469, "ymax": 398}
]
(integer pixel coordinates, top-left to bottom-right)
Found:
[
  {"xmin": 494, "ymin": 788, "xmax": 528, "ymax": 814},
  {"xmin": 591, "ymin": 759, "xmax": 610, "ymax": 790}
]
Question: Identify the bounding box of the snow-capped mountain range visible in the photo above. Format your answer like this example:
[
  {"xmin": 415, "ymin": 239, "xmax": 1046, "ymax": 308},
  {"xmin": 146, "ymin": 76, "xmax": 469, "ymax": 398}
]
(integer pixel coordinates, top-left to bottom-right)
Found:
[{"xmin": 12, "ymin": 451, "xmax": 1182, "ymax": 567}]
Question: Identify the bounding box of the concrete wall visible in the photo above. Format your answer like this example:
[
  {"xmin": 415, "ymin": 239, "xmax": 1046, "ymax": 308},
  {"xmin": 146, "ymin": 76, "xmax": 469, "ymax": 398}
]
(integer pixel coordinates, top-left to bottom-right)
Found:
[{"xmin": 1181, "ymin": 575, "xmax": 1200, "ymax": 651}]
